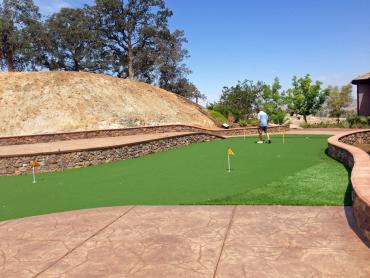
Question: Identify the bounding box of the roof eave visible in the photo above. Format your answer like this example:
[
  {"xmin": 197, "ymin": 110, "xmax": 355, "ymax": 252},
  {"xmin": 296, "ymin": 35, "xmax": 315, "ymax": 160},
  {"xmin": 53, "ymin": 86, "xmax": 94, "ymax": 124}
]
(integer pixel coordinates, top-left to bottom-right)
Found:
[{"xmin": 352, "ymin": 79, "xmax": 370, "ymax": 85}]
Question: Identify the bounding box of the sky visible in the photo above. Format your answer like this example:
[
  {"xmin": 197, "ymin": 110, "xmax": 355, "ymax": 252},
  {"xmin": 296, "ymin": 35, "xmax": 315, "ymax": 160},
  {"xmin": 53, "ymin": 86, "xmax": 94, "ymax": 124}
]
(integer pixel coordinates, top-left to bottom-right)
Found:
[{"xmin": 34, "ymin": 0, "xmax": 370, "ymax": 103}]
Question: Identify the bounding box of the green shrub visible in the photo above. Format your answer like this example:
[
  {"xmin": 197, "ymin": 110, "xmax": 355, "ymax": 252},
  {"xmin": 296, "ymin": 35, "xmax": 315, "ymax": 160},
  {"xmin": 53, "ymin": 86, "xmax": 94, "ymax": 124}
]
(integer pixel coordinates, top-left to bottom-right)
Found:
[
  {"xmin": 359, "ymin": 116, "xmax": 368, "ymax": 125},
  {"xmin": 345, "ymin": 114, "xmax": 370, "ymax": 128},
  {"xmin": 208, "ymin": 110, "xmax": 229, "ymax": 125},
  {"xmin": 247, "ymin": 118, "xmax": 259, "ymax": 126},
  {"xmin": 238, "ymin": 119, "xmax": 247, "ymax": 127},
  {"xmin": 300, "ymin": 122, "xmax": 346, "ymax": 128},
  {"xmin": 346, "ymin": 114, "xmax": 357, "ymax": 127},
  {"xmin": 270, "ymin": 110, "xmax": 286, "ymax": 124},
  {"xmin": 213, "ymin": 104, "xmax": 229, "ymax": 117}
]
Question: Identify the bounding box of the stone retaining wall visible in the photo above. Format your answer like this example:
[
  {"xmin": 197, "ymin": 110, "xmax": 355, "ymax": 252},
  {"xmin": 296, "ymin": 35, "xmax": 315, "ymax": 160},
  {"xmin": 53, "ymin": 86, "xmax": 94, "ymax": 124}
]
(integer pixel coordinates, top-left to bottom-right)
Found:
[
  {"xmin": 338, "ymin": 130, "xmax": 370, "ymax": 145},
  {"xmin": 0, "ymin": 133, "xmax": 220, "ymax": 176},
  {"xmin": 327, "ymin": 129, "xmax": 370, "ymax": 242},
  {"xmin": 213, "ymin": 125, "xmax": 287, "ymax": 137},
  {"xmin": 0, "ymin": 125, "xmax": 288, "ymax": 146}
]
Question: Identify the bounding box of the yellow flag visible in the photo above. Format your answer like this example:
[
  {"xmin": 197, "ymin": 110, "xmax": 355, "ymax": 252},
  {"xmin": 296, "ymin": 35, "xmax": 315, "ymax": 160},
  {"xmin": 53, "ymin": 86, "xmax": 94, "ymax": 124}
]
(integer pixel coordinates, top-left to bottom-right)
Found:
[
  {"xmin": 31, "ymin": 160, "xmax": 40, "ymax": 167},
  {"xmin": 227, "ymin": 147, "xmax": 234, "ymax": 156}
]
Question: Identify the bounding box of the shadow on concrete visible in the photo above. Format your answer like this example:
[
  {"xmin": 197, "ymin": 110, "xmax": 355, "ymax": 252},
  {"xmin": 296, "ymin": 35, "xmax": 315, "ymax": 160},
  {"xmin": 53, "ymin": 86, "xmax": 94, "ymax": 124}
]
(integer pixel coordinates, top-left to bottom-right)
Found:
[{"xmin": 325, "ymin": 148, "xmax": 370, "ymax": 248}]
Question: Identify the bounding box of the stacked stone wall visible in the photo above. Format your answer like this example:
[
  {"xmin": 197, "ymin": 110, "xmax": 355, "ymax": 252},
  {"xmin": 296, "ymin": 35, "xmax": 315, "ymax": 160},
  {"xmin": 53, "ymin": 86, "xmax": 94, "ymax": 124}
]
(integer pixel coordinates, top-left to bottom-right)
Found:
[{"xmin": 328, "ymin": 129, "xmax": 370, "ymax": 243}]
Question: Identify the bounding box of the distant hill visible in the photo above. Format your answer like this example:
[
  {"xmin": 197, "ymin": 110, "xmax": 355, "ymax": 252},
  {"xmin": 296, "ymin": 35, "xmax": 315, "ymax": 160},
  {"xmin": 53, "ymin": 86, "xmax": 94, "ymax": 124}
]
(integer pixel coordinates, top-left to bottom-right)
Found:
[{"xmin": 0, "ymin": 71, "xmax": 216, "ymax": 136}]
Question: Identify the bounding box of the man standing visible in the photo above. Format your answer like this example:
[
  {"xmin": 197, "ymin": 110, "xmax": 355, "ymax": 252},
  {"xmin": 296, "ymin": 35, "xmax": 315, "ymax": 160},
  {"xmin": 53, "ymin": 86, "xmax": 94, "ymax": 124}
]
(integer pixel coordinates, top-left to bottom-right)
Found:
[{"xmin": 257, "ymin": 108, "xmax": 271, "ymax": 144}]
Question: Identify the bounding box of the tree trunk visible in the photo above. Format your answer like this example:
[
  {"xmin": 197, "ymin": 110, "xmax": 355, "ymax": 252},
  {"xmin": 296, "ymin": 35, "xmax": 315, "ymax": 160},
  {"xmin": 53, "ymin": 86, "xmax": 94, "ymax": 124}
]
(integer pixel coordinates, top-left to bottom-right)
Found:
[
  {"xmin": 73, "ymin": 58, "xmax": 80, "ymax": 71},
  {"xmin": 127, "ymin": 46, "xmax": 134, "ymax": 80},
  {"xmin": 6, "ymin": 51, "xmax": 15, "ymax": 72},
  {"xmin": 303, "ymin": 114, "xmax": 307, "ymax": 123}
]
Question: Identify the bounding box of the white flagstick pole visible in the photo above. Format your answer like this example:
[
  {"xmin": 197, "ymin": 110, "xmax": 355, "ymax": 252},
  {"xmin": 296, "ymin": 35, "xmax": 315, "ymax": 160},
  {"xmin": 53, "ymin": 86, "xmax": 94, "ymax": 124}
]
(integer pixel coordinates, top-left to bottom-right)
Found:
[
  {"xmin": 283, "ymin": 132, "xmax": 285, "ymax": 144},
  {"xmin": 32, "ymin": 166, "xmax": 36, "ymax": 183},
  {"xmin": 227, "ymin": 154, "xmax": 231, "ymax": 173}
]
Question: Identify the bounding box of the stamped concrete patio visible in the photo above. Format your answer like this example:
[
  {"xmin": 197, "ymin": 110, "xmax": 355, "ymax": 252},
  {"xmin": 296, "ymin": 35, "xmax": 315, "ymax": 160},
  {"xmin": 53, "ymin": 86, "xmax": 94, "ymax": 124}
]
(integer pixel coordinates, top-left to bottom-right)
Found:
[{"xmin": 0, "ymin": 205, "xmax": 369, "ymax": 278}]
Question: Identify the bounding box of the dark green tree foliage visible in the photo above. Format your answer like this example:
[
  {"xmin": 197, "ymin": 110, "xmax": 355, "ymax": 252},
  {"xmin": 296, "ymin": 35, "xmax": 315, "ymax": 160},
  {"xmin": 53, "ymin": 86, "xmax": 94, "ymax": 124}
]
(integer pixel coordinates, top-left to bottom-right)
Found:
[
  {"xmin": 163, "ymin": 78, "xmax": 205, "ymax": 103},
  {"xmin": 220, "ymin": 80, "xmax": 264, "ymax": 121},
  {"xmin": 0, "ymin": 0, "xmax": 42, "ymax": 71},
  {"xmin": 92, "ymin": 0, "xmax": 172, "ymax": 79},
  {"xmin": 0, "ymin": 0, "xmax": 199, "ymax": 101},
  {"xmin": 326, "ymin": 84, "xmax": 352, "ymax": 120},
  {"xmin": 286, "ymin": 74, "xmax": 329, "ymax": 123},
  {"xmin": 157, "ymin": 30, "xmax": 189, "ymax": 88},
  {"xmin": 40, "ymin": 7, "xmax": 108, "ymax": 72}
]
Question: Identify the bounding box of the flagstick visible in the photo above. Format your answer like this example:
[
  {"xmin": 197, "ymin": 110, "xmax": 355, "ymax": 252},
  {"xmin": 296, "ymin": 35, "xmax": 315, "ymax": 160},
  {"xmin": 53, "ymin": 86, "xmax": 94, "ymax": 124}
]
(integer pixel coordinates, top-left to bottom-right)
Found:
[
  {"xmin": 32, "ymin": 166, "xmax": 36, "ymax": 183},
  {"xmin": 283, "ymin": 132, "xmax": 285, "ymax": 144},
  {"xmin": 243, "ymin": 129, "xmax": 246, "ymax": 141},
  {"xmin": 227, "ymin": 155, "xmax": 231, "ymax": 173}
]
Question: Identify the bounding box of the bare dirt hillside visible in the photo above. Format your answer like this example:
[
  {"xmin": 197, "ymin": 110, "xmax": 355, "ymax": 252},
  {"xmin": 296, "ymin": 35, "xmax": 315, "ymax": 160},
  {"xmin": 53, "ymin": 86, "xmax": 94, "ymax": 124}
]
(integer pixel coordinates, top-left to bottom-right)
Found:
[{"xmin": 0, "ymin": 71, "xmax": 216, "ymax": 136}]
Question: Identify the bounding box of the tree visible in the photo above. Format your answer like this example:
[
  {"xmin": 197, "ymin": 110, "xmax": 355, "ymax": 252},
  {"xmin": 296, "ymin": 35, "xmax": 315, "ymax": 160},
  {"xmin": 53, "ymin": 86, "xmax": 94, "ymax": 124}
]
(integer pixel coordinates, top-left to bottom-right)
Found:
[
  {"xmin": 156, "ymin": 29, "xmax": 190, "ymax": 90},
  {"xmin": 326, "ymin": 84, "xmax": 352, "ymax": 121},
  {"xmin": 40, "ymin": 7, "xmax": 107, "ymax": 72},
  {"xmin": 172, "ymin": 79, "xmax": 206, "ymax": 103},
  {"xmin": 286, "ymin": 74, "xmax": 329, "ymax": 123},
  {"xmin": 92, "ymin": 0, "xmax": 172, "ymax": 79},
  {"xmin": 260, "ymin": 78, "xmax": 284, "ymax": 113},
  {"xmin": 0, "ymin": 0, "xmax": 42, "ymax": 71},
  {"xmin": 191, "ymin": 88, "xmax": 206, "ymax": 104},
  {"xmin": 259, "ymin": 78, "xmax": 286, "ymax": 124},
  {"xmin": 219, "ymin": 80, "xmax": 264, "ymax": 121}
]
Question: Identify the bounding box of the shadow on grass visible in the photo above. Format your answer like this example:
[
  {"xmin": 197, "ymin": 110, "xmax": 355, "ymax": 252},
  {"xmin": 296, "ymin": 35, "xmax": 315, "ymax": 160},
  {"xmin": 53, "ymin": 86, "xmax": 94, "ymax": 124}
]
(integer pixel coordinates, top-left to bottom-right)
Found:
[{"xmin": 325, "ymin": 148, "xmax": 370, "ymax": 248}]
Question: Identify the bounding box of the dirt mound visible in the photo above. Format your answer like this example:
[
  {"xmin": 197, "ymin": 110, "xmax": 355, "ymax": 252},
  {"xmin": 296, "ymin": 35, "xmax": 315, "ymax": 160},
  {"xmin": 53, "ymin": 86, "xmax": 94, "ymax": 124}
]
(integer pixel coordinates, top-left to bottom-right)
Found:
[{"xmin": 0, "ymin": 71, "xmax": 216, "ymax": 136}]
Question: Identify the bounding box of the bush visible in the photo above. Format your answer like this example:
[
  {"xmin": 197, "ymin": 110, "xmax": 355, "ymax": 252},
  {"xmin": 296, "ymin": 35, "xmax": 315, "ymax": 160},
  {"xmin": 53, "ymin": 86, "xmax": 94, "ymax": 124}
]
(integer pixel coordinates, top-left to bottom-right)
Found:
[
  {"xmin": 269, "ymin": 110, "xmax": 286, "ymax": 124},
  {"xmin": 238, "ymin": 119, "xmax": 247, "ymax": 127},
  {"xmin": 206, "ymin": 103, "xmax": 215, "ymax": 110},
  {"xmin": 359, "ymin": 116, "xmax": 368, "ymax": 125},
  {"xmin": 300, "ymin": 122, "xmax": 346, "ymax": 128},
  {"xmin": 247, "ymin": 118, "xmax": 259, "ymax": 126},
  {"xmin": 301, "ymin": 115, "xmax": 370, "ymax": 129},
  {"xmin": 213, "ymin": 104, "xmax": 230, "ymax": 118},
  {"xmin": 208, "ymin": 110, "xmax": 229, "ymax": 126},
  {"xmin": 345, "ymin": 114, "xmax": 370, "ymax": 128}
]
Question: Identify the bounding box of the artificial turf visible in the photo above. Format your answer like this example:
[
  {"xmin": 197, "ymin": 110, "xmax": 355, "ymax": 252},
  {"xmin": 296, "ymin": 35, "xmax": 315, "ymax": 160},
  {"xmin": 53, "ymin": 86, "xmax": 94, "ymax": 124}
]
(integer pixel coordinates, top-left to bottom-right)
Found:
[{"xmin": 0, "ymin": 135, "xmax": 351, "ymax": 220}]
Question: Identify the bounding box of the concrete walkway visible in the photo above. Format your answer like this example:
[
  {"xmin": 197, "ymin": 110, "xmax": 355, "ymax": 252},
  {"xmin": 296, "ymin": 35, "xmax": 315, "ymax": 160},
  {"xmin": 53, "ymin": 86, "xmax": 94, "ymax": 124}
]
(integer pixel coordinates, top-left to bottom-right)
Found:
[{"xmin": 0, "ymin": 206, "xmax": 369, "ymax": 277}]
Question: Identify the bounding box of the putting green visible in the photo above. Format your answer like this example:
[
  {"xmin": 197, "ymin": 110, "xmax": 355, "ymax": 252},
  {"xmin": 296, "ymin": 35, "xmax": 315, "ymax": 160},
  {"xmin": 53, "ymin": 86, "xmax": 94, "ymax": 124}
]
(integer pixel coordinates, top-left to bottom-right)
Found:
[{"xmin": 0, "ymin": 135, "xmax": 351, "ymax": 220}]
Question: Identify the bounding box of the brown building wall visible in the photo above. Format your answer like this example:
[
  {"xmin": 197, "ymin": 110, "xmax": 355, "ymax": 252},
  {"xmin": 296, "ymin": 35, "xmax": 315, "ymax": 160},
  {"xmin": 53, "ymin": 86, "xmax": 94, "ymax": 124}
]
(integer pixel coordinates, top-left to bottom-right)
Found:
[{"xmin": 358, "ymin": 84, "xmax": 370, "ymax": 116}]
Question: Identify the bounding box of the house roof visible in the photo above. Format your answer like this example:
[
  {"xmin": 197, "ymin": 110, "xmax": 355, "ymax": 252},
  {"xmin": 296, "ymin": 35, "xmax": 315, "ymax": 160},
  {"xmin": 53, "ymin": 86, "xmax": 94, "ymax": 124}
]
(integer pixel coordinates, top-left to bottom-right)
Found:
[{"xmin": 352, "ymin": 72, "xmax": 370, "ymax": 84}]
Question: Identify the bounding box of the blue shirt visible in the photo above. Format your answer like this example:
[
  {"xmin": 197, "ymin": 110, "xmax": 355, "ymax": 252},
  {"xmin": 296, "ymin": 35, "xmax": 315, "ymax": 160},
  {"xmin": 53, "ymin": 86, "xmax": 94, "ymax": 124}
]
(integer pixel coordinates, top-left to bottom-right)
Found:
[{"xmin": 257, "ymin": 111, "xmax": 268, "ymax": 127}]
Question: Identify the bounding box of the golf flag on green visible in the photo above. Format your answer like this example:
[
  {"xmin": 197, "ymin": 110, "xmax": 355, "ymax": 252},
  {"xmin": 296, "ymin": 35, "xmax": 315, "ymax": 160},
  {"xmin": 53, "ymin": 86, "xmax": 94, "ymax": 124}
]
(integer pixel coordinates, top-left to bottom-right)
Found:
[
  {"xmin": 30, "ymin": 160, "xmax": 40, "ymax": 183},
  {"xmin": 227, "ymin": 147, "xmax": 234, "ymax": 172}
]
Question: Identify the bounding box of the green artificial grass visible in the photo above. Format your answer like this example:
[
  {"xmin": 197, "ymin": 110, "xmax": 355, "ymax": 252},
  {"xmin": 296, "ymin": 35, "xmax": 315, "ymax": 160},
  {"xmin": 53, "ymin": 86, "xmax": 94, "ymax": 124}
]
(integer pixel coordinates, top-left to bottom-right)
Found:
[{"xmin": 0, "ymin": 135, "xmax": 351, "ymax": 220}]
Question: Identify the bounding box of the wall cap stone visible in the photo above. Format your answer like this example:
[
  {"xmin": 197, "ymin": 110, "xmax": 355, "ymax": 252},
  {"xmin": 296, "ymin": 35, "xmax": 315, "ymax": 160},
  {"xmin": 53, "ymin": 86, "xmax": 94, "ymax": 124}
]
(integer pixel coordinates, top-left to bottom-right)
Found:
[
  {"xmin": 0, "ymin": 124, "xmax": 287, "ymax": 140},
  {"xmin": 0, "ymin": 132, "xmax": 225, "ymax": 158}
]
